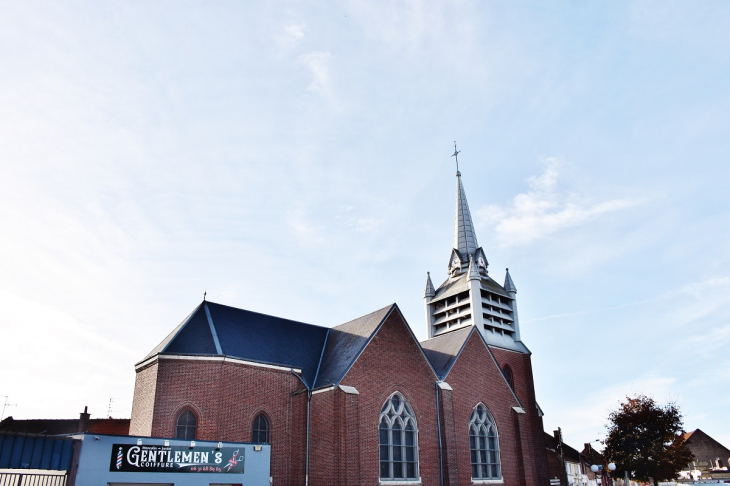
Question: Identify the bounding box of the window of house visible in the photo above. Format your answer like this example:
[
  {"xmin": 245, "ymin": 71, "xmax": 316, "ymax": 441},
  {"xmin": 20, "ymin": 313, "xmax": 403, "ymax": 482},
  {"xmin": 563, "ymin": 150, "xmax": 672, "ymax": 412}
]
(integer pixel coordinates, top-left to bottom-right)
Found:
[
  {"xmin": 469, "ymin": 404, "xmax": 501, "ymax": 480},
  {"xmin": 252, "ymin": 413, "xmax": 270, "ymax": 444},
  {"xmin": 175, "ymin": 409, "xmax": 197, "ymax": 440},
  {"xmin": 379, "ymin": 392, "xmax": 419, "ymax": 481}
]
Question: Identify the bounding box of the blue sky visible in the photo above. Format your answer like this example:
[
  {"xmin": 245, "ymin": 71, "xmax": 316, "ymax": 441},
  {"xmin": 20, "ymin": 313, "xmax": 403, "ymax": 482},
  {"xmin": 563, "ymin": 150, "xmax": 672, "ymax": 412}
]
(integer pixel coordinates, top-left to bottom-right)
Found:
[{"xmin": 1, "ymin": 1, "xmax": 729, "ymax": 450}]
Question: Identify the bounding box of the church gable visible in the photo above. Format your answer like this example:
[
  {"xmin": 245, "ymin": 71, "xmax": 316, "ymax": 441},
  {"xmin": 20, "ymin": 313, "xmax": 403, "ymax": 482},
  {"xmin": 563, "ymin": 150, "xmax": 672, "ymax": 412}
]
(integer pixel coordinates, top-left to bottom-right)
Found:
[
  {"xmin": 313, "ymin": 304, "xmax": 394, "ymax": 389},
  {"xmin": 339, "ymin": 306, "xmax": 437, "ymax": 387},
  {"xmin": 446, "ymin": 329, "xmax": 522, "ymax": 409}
]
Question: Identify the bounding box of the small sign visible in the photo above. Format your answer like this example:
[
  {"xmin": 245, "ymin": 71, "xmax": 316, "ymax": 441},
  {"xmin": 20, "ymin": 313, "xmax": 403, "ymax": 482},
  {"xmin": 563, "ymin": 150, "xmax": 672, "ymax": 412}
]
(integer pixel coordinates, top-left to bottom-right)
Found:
[
  {"xmin": 550, "ymin": 479, "xmax": 561, "ymax": 485},
  {"xmin": 110, "ymin": 444, "xmax": 245, "ymax": 474}
]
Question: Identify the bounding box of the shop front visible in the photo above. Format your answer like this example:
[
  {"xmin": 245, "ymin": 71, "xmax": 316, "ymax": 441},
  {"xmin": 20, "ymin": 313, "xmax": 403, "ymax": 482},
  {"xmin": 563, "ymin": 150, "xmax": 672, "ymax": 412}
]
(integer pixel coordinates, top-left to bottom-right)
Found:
[{"xmin": 69, "ymin": 434, "xmax": 270, "ymax": 486}]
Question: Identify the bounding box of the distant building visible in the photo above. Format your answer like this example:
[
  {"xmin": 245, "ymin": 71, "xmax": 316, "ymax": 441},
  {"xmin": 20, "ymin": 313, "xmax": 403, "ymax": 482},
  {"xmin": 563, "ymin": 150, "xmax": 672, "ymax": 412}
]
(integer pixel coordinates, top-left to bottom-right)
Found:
[
  {"xmin": 0, "ymin": 406, "xmax": 129, "ymax": 436},
  {"xmin": 129, "ymin": 165, "xmax": 551, "ymax": 486},
  {"xmin": 679, "ymin": 429, "xmax": 730, "ymax": 481},
  {"xmin": 544, "ymin": 429, "xmax": 583, "ymax": 486}
]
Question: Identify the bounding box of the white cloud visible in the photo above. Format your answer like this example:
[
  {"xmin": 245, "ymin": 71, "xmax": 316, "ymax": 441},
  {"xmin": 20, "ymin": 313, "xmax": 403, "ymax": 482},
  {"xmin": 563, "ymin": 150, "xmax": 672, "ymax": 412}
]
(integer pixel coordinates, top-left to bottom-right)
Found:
[
  {"xmin": 276, "ymin": 22, "xmax": 308, "ymax": 55},
  {"xmin": 299, "ymin": 51, "xmax": 333, "ymax": 99},
  {"xmin": 477, "ymin": 158, "xmax": 644, "ymax": 247}
]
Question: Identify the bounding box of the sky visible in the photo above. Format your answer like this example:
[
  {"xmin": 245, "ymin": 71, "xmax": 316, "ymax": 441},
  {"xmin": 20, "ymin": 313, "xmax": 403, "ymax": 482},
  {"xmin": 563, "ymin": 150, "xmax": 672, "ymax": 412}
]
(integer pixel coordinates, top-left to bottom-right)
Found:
[{"xmin": 1, "ymin": 1, "xmax": 729, "ymax": 451}]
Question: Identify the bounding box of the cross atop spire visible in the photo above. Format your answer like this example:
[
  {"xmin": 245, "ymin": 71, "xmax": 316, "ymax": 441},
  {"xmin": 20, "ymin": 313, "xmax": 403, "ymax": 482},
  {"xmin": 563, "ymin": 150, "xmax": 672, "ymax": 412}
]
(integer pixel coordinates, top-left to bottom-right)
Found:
[{"xmin": 452, "ymin": 141, "xmax": 461, "ymax": 174}]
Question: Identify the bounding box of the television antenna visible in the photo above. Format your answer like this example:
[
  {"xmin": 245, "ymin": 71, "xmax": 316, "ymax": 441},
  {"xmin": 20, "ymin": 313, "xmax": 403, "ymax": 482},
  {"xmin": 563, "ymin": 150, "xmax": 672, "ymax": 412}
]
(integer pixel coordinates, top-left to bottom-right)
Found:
[{"xmin": 1, "ymin": 395, "xmax": 17, "ymax": 421}]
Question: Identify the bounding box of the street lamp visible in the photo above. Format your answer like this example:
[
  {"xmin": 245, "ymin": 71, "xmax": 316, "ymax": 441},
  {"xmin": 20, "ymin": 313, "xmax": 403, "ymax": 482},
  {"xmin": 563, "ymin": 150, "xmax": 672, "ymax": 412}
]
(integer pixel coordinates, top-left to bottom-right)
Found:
[{"xmin": 591, "ymin": 463, "xmax": 616, "ymax": 485}]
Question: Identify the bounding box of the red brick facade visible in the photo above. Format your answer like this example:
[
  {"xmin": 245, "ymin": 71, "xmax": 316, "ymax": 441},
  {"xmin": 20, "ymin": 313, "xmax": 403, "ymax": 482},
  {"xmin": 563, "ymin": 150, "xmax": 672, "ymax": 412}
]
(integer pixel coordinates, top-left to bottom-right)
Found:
[{"xmin": 130, "ymin": 311, "xmax": 550, "ymax": 486}]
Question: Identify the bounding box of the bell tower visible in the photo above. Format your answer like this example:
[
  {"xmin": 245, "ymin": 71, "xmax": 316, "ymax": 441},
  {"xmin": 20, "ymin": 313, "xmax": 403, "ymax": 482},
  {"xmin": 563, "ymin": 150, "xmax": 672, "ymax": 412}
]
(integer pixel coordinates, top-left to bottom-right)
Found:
[{"xmin": 423, "ymin": 146, "xmax": 527, "ymax": 353}]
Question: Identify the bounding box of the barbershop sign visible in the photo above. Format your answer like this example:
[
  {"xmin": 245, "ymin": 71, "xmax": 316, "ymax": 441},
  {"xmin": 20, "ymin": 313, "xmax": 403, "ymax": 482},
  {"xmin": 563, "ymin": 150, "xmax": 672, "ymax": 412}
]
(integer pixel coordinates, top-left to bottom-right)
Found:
[{"xmin": 110, "ymin": 444, "xmax": 245, "ymax": 474}]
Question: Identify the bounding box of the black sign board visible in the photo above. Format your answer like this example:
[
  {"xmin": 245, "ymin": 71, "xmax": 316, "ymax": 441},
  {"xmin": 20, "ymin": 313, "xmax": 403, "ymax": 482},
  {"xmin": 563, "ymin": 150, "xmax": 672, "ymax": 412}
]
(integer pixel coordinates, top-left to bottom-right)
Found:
[{"xmin": 110, "ymin": 444, "xmax": 245, "ymax": 474}]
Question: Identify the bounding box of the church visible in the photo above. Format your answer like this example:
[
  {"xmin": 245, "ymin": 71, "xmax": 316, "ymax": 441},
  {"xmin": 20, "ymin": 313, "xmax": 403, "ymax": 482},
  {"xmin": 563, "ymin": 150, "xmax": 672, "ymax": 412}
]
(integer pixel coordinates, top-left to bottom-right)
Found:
[{"xmin": 129, "ymin": 162, "xmax": 551, "ymax": 486}]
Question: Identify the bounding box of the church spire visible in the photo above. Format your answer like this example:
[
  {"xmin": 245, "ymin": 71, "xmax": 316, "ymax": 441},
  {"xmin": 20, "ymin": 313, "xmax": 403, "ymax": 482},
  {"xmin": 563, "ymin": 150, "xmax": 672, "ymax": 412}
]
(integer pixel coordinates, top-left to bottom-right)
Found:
[
  {"xmin": 454, "ymin": 168, "xmax": 479, "ymax": 259},
  {"xmin": 504, "ymin": 268, "xmax": 517, "ymax": 293},
  {"xmin": 424, "ymin": 272, "xmax": 435, "ymax": 298}
]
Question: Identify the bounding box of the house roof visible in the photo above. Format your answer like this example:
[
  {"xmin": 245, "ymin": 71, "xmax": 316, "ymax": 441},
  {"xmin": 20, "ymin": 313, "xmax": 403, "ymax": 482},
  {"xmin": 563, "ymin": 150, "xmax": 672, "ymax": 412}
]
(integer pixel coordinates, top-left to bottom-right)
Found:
[
  {"xmin": 0, "ymin": 417, "xmax": 130, "ymax": 436},
  {"xmin": 544, "ymin": 431, "xmax": 582, "ymax": 463},
  {"xmin": 682, "ymin": 429, "xmax": 730, "ymax": 455}
]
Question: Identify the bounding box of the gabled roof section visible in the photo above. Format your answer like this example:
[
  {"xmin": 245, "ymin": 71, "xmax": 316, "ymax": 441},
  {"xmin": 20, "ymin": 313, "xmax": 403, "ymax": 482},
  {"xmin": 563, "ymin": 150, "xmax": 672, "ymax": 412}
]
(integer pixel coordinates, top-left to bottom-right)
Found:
[
  {"xmin": 683, "ymin": 429, "xmax": 730, "ymax": 454},
  {"xmin": 142, "ymin": 301, "xmax": 329, "ymax": 386},
  {"xmin": 314, "ymin": 304, "xmax": 395, "ymax": 388},
  {"xmin": 143, "ymin": 304, "xmax": 203, "ymax": 360},
  {"xmin": 420, "ymin": 326, "xmax": 472, "ymax": 379},
  {"xmin": 421, "ymin": 327, "xmax": 524, "ymax": 407},
  {"xmin": 454, "ymin": 171, "xmax": 479, "ymax": 259},
  {"xmin": 163, "ymin": 303, "xmax": 219, "ymax": 356}
]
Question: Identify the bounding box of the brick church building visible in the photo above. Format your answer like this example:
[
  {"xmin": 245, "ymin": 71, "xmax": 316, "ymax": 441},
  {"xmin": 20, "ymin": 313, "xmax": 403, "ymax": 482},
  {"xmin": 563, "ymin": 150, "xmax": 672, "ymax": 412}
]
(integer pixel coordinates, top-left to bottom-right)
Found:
[{"xmin": 129, "ymin": 164, "xmax": 550, "ymax": 486}]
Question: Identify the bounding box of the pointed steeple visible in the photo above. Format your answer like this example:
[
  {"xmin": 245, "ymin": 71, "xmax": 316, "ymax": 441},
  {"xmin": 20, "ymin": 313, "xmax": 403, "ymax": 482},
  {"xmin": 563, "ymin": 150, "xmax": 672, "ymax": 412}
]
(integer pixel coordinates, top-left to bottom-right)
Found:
[
  {"xmin": 454, "ymin": 171, "xmax": 479, "ymax": 259},
  {"xmin": 467, "ymin": 256, "xmax": 480, "ymax": 281},
  {"xmin": 424, "ymin": 272, "xmax": 435, "ymax": 298},
  {"xmin": 504, "ymin": 268, "xmax": 517, "ymax": 293}
]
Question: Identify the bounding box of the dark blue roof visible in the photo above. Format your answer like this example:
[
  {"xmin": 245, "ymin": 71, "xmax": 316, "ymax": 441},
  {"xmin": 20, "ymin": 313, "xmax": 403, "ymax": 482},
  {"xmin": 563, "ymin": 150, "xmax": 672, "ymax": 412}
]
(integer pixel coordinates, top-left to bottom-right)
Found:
[
  {"xmin": 420, "ymin": 327, "xmax": 473, "ymax": 380},
  {"xmin": 206, "ymin": 302, "xmax": 328, "ymax": 386},
  {"xmin": 314, "ymin": 304, "xmax": 394, "ymax": 388},
  {"xmin": 144, "ymin": 301, "xmax": 329, "ymax": 386},
  {"xmin": 164, "ymin": 303, "xmax": 218, "ymax": 355},
  {"xmin": 144, "ymin": 301, "xmax": 445, "ymax": 390}
]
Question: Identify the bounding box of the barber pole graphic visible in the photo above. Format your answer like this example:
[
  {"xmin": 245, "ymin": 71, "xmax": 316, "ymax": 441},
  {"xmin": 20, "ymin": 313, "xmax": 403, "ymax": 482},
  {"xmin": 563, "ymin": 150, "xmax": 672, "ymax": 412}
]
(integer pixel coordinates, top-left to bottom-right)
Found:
[{"xmin": 116, "ymin": 447, "xmax": 123, "ymax": 470}]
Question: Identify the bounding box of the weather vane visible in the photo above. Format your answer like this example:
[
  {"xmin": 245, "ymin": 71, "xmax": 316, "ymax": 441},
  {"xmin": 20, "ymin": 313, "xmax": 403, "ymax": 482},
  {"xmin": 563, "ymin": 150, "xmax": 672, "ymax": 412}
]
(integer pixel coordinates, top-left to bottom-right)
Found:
[{"xmin": 451, "ymin": 141, "xmax": 461, "ymax": 173}]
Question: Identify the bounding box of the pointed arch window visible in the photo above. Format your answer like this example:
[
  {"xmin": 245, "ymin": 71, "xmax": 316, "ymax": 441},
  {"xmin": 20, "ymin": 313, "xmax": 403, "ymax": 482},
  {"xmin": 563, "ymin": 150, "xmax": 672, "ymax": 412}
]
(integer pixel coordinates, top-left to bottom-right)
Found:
[
  {"xmin": 469, "ymin": 404, "xmax": 501, "ymax": 480},
  {"xmin": 379, "ymin": 392, "xmax": 419, "ymax": 481},
  {"xmin": 175, "ymin": 409, "xmax": 197, "ymax": 440},
  {"xmin": 252, "ymin": 413, "xmax": 270, "ymax": 444},
  {"xmin": 502, "ymin": 365, "xmax": 514, "ymax": 390}
]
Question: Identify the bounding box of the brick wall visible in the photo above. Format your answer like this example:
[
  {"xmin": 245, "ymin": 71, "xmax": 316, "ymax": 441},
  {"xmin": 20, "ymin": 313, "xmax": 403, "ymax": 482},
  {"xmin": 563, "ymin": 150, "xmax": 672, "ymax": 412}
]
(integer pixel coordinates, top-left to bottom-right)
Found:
[
  {"xmin": 132, "ymin": 358, "xmax": 307, "ymax": 486},
  {"xmin": 490, "ymin": 346, "xmax": 550, "ymax": 486},
  {"xmin": 130, "ymin": 312, "xmax": 551, "ymax": 486},
  {"xmin": 129, "ymin": 361, "xmax": 158, "ymax": 436},
  {"xmin": 318, "ymin": 310, "xmax": 441, "ymax": 486},
  {"xmin": 444, "ymin": 331, "xmax": 528, "ymax": 486}
]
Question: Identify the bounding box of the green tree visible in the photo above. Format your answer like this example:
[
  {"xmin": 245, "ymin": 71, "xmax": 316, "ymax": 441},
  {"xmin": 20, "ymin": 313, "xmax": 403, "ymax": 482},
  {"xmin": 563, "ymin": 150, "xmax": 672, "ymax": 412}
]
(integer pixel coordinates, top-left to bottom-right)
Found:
[{"xmin": 603, "ymin": 395, "xmax": 694, "ymax": 486}]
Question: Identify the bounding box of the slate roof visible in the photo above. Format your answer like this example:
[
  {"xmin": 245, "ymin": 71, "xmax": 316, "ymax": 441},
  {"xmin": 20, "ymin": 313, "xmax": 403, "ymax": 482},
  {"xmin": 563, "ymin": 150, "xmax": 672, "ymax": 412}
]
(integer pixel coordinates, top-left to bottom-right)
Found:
[
  {"xmin": 142, "ymin": 301, "xmax": 330, "ymax": 386},
  {"xmin": 420, "ymin": 327, "xmax": 472, "ymax": 380},
  {"xmin": 314, "ymin": 304, "xmax": 395, "ymax": 388},
  {"xmin": 143, "ymin": 299, "xmax": 513, "ymax": 392},
  {"xmin": 454, "ymin": 171, "xmax": 479, "ymax": 258}
]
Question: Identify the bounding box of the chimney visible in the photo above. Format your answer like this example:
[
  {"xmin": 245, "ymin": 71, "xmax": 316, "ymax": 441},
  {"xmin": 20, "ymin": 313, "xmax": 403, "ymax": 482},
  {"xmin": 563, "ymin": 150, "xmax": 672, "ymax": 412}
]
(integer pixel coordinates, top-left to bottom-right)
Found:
[{"xmin": 77, "ymin": 406, "xmax": 90, "ymax": 433}]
